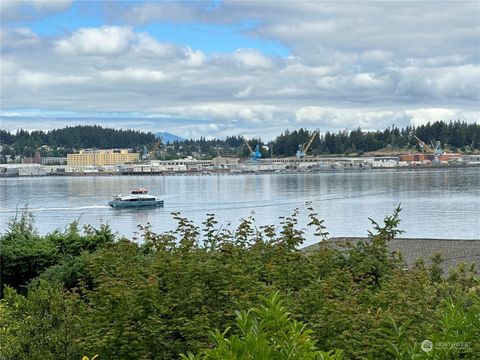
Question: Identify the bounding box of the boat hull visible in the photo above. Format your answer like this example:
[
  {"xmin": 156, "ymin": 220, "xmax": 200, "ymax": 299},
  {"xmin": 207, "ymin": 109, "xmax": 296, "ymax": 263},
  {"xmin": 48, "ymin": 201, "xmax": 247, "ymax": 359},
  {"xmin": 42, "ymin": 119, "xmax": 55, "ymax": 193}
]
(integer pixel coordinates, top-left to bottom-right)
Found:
[{"xmin": 108, "ymin": 199, "xmax": 164, "ymax": 208}]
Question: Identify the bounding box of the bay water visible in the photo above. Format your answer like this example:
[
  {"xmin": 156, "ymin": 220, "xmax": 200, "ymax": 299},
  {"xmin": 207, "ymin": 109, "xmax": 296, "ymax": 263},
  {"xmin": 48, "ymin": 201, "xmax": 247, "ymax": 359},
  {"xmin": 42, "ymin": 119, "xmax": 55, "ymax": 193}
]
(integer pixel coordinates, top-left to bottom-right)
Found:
[{"xmin": 1, "ymin": 168, "xmax": 479, "ymax": 246}]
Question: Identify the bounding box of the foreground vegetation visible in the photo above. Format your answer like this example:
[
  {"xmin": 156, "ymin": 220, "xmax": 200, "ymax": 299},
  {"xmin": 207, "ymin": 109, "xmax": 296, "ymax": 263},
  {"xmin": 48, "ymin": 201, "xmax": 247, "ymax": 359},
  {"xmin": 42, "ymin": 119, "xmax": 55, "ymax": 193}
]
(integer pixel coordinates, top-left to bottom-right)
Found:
[{"xmin": 0, "ymin": 207, "xmax": 478, "ymax": 359}]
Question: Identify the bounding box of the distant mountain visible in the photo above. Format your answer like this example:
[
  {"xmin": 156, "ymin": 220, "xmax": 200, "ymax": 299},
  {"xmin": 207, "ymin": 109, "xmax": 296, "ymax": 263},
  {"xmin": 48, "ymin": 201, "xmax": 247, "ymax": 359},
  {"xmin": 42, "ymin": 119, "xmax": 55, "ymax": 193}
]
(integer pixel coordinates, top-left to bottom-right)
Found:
[{"xmin": 154, "ymin": 132, "xmax": 186, "ymax": 144}]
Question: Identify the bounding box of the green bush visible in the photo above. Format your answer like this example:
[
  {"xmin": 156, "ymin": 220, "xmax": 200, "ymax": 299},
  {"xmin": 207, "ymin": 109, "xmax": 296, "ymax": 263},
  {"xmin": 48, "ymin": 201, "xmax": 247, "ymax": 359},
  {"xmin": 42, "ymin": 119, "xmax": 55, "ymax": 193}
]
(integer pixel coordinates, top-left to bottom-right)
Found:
[
  {"xmin": 0, "ymin": 206, "xmax": 478, "ymax": 359},
  {"xmin": 1, "ymin": 212, "xmax": 114, "ymax": 295},
  {"xmin": 181, "ymin": 292, "xmax": 344, "ymax": 359}
]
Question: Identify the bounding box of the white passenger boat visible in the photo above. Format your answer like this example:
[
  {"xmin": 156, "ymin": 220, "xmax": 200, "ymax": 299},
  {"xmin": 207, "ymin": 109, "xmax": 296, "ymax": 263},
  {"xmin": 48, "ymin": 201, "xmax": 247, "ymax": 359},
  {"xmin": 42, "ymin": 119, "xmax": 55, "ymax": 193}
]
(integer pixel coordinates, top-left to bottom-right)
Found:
[{"xmin": 108, "ymin": 189, "xmax": 164, "ymax": 208}]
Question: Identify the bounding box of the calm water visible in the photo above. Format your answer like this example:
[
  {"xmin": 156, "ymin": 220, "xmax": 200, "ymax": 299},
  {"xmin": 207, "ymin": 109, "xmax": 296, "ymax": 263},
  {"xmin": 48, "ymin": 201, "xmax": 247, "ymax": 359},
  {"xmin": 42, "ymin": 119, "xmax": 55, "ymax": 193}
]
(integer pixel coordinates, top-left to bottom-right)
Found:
[{"xmin": 1, "ymin": 168, "xmax": 479, "ymax": 245}]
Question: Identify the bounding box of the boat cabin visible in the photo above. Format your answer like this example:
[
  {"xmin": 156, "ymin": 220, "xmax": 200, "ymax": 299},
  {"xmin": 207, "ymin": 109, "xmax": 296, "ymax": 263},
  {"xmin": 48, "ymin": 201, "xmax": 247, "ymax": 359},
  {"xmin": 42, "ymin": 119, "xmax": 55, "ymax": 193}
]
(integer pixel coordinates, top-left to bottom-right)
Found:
[{"xmin": 131, "ymin": 188, "xmax": 148, "ymax": 195}]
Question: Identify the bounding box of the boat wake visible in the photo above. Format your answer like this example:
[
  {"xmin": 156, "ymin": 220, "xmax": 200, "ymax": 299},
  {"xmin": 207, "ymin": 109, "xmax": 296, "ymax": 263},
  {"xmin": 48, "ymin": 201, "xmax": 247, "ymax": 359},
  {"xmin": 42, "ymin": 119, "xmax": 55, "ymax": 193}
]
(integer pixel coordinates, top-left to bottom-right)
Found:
[
  {"xmin": 173, "ymin": 190, "xmax": 393, "ymax": 214},
  {"xmin": 0, "ymin": 205, "xmax": 109, "ymax": 214}
]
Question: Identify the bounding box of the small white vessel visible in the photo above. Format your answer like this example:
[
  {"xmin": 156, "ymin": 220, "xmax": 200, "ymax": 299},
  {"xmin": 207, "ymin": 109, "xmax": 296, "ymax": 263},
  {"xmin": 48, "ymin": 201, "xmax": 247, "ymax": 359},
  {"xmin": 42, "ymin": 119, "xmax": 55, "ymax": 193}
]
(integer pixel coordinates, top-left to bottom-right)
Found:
[{"xmin": 108, "ymin": 189, "xmax": 164, "ymax": 208}]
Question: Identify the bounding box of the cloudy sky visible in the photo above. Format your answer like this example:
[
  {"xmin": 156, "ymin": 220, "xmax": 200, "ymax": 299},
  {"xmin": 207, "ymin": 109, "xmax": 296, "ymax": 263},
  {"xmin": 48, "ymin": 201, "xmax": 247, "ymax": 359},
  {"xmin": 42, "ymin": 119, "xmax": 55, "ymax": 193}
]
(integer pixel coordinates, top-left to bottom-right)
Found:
[{"xmin": 1, "ymin": 0, "xmax": 479, "ymax": 139}]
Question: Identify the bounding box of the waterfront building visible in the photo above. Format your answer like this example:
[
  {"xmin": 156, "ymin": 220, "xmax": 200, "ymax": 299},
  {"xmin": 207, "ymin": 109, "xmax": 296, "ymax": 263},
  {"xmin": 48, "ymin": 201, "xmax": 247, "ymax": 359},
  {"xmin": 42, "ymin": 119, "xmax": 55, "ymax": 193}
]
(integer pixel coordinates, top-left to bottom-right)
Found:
[
  {"xmin": 399, "ymin": 154, "xmax": 433, "ymax": 165},
  {"xmin": 0, "ymin": 164, "xmax": 47, "ymax": 176},
  {"xmin": 372, "ymin": 156, "xmax": 399, "ymax": 168},
  {"xmin": 67, "ymin": 149, "xmax": 139, "ymax": 167},
  {"xmin": 42, "ymin": 157, "xmax": 67, "ymax": 165},
  {"xmin": 22, "ymin": 152, "xmax": 42, "ymax": 164},
  {"xmin": 148, "ymin": 158, "xmax": 214, "ymax": 172}
]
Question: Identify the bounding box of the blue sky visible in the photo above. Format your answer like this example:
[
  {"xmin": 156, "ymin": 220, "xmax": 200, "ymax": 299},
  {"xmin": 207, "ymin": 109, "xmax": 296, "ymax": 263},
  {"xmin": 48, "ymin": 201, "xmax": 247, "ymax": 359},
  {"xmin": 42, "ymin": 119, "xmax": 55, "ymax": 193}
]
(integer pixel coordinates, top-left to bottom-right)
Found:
[
  {"xmin": 19, "ymin": 1, "xmax": 288, "ymax": 56},
  {"xmin": 138, "ymin": 22, "xmax": 289, "ymax": 56},
  {"xmin": 1, "ymin": 0, "xmax": 479, "ymax": 139},
  {"xmin": 22, "ymin": 2, "xmax": 104, "ymax": 35}
]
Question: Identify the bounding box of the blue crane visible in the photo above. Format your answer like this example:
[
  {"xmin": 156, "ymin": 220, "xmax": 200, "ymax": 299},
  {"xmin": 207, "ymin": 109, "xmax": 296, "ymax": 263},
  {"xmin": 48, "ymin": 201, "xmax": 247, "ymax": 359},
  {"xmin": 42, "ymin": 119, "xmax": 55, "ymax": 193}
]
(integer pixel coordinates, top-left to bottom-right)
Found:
[
  {"xmin": 243, "ymin": 137, "xmax": 262, "ymax": 161},
  {"xmin": 296, "ymin": 131, "xmax": 318, "ymax": 159}
]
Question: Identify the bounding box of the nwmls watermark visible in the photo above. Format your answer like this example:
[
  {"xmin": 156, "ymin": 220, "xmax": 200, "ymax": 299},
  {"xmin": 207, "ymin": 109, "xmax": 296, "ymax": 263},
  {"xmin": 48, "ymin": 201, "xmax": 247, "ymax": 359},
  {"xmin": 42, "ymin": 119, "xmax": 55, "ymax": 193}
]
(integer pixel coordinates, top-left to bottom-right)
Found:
[
  {"xmin": 436, "ymin": 342, "xmax": 471, "ymax": 350},
  {"xmin": 421, "ymin": 339, "xmax": 471, "ymax": 352},
  {"xmin": 420, "ymin": 340, "xmax": 433, "ymax": 352}
]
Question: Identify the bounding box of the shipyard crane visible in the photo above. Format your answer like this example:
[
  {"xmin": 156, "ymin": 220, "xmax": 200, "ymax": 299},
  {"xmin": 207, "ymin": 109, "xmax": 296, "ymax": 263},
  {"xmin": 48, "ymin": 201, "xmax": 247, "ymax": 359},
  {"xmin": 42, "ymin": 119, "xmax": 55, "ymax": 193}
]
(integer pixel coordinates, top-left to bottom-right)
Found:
[
  {"xmin": 431, "ymin": 140, "xmax": 442, "ymax": 154},
  {"xmin": 152, "ymin": 139, "xmax": 164, "ymax": 160},
  {"xmin": 243, "ymin": 137, "xmax": 262, "ymax": 161},
  {"xmin": 141, "ymin": 146, "xmax": 150, "ymax": 161},
  {"xmin": 413, "ymin": 134, "xmax": 433, "ymax": 153},
  {"xmin": 466, "ymin": 140, "xmax": 475, "ymax": 152},
  {"xmin": 413, "ymin": 134, "xmax": 442, "ymax": 164},
  {"xmin": 431, "ymin": 140, "xmax": 443, "ymax": 164},
  {"xmin": 296, "ymin": 131, "xmax": 318, "ymax": 159}
]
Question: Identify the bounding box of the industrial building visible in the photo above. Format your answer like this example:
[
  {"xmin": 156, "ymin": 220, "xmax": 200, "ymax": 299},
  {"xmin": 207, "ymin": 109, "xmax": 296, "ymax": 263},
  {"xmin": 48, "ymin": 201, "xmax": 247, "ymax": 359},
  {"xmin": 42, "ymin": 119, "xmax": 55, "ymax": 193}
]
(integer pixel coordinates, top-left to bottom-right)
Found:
[{"xmin": 399, "ymin": 153, "xmax": 463, "ymax": 166}]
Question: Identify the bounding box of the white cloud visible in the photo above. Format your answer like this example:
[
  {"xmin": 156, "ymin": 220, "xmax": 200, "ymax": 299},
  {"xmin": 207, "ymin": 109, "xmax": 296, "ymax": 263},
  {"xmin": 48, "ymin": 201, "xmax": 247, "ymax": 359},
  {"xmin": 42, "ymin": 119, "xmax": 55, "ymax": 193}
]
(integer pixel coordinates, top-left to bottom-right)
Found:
[
  {"xmin": 55, "ymin": 26, "xmax": 137, "ymax": 56},
  {"xmin": 122, "ymin": 2, "xmax": 203, "ymax": 25},
  {"xmin": 295, "ymin": 107, "xmax": 404, "ymax": 129},
  {"xmin": 1, "ymin": 3, "xmax": 479, "ymax": 138},
  {"xmin": 132, "ymin": 33, "xmax": 178, "ymax": 57},
  {"xmin": 121, "ymin": 2, "xmax": 479, "ymax": 63},
  {"xmin": 17, "ymin": 71, "xmax": 90, "ymax": 89},
  {"xmin": 232, "ymin": 49, "xmax": 274, "ymax": 69},
  {"xmin": 1, "ymin": 27, "xmax": 41, "ymax": 50},
  {"xmin": 183, "ymin": 47, "xmax": 206, "ymax": 68},
  {"xmin": 359, "ymin": 50, "xmax": 393, "ymax": 63},
  {"xmin": 405, "ymin": 55, "xmax": 467, "ymax": 68},
  {"xmin": 1, "ymin": 0, "xmax": 72, "ymax": 21},
  {"xmin": 100, "ymin": 67, "xmax": 167, "ymax": 83},
  {"xmin": 31, "ymin": 0, "xmax": 72, "ymax": 12},
  {"xmin": 405, "ymin": 108, "xmax": 464, "ymax": 127},
  {"xmin": 351, "ymin": 73, "xmax": 388, "ymax": 90},
  {"xmin": 395, "ymin": 64, "xmax": 480, "ymax": 101},
  {"xmin": 295, "ymin": 107, "xmax": 479, "ymax": 132},
  {"xmin": 151, "ymin": 104, "xmax": 285, "ymax": 125},
  {"xmin": 234, "ymin": 85, "xmax": 253, "ymax": 99},
  {"xmin": 3, "ymin": 106, "xmax": 477, "ymax": 140}
]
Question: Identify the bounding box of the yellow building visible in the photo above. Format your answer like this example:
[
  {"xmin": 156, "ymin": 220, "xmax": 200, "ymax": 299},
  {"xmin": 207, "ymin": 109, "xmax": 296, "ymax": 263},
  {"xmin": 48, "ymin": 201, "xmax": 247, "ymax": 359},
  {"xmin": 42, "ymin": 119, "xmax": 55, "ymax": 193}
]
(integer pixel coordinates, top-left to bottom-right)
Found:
[{"xmin": 67, "ymin": 149, "xmax": 139, "ymax": 166}]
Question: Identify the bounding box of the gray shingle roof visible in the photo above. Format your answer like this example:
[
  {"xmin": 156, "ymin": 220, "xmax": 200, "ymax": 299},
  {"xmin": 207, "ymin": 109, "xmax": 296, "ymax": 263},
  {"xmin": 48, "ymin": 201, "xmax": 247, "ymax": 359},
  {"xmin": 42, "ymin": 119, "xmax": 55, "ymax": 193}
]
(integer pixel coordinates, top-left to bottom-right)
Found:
[{"xmin": 303, "ymin": 237, "xmax": 480, "ymax": 273}]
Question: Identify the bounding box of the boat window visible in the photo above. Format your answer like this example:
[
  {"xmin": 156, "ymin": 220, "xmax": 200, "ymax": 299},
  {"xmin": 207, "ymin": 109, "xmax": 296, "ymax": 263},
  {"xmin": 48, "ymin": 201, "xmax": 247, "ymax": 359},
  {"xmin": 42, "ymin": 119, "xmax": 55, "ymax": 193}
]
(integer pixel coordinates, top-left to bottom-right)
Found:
[
  {"xmin": 131, "ymin": 189, "xmax": 148, "ymax": 194},
  {"xmin": 127, "ymin": 198, "xmax": 156, "ymax": 201}
]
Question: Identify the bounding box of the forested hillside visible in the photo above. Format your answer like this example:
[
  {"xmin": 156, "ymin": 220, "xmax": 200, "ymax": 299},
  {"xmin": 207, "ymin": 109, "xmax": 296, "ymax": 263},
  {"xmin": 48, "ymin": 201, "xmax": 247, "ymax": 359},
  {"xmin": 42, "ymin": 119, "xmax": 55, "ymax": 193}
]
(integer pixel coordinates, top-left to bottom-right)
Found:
[
  {"xmin": 165, "ymin": 121, "xmax": 480, "ymax": 158},
  {"xmin": 1, "ymin": 121, "xmax": 479, "ymax": 162},
  {"xmin": 0, "ymin": 125, "xmax": 154, "ymax": 160},
  {"xmin": 269, "ymin": 121, "xmax": 480, "ymax": 156}
]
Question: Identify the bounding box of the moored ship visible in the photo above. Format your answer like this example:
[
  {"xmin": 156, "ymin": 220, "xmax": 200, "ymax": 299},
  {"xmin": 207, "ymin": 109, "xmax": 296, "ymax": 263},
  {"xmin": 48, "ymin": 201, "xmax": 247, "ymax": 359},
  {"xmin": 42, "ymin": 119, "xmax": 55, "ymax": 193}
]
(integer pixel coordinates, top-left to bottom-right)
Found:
[{"xmin": 108, "ymin": 189, "xmax": 164, "ymax": 208}]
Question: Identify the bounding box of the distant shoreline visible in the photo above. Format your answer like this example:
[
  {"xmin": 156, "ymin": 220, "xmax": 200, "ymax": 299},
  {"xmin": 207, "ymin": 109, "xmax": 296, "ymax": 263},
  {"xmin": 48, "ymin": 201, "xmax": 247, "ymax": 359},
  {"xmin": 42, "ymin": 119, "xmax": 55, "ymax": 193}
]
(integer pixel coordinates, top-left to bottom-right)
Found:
[{"xmin": 1, "ymin": 162, "xmax": 478, "ymax": 179}]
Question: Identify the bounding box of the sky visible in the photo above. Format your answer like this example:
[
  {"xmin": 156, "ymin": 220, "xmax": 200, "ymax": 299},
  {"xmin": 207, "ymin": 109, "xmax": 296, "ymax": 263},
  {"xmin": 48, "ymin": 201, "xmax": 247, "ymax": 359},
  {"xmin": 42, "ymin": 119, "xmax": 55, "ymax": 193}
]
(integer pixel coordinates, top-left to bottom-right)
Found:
[{"xmin": 1, "ymin": 0, "xmax": 479, "ymax": 140}]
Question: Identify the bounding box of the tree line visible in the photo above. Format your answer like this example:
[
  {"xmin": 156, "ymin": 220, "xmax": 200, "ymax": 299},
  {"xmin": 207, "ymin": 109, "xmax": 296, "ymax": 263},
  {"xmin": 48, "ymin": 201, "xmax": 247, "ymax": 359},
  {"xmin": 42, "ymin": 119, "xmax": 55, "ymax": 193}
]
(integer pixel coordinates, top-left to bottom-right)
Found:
[
  {"xmin": 164, "ymin": 121, "xmax": 480, "ymax": 159},
  {"xmin": 0, "ymin": 207, "xmax": 478, "ymax": 359},
  {"xmin": 264, "ymin": 120, "xmax": 479, "ymax": 157},
  {"xmin": 0, "ymin": 125, "xmax": 155, "ymax": 161},
  {"xmin": 1, "ymin": 121, "xmax": 479, "ymax": 163}
]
